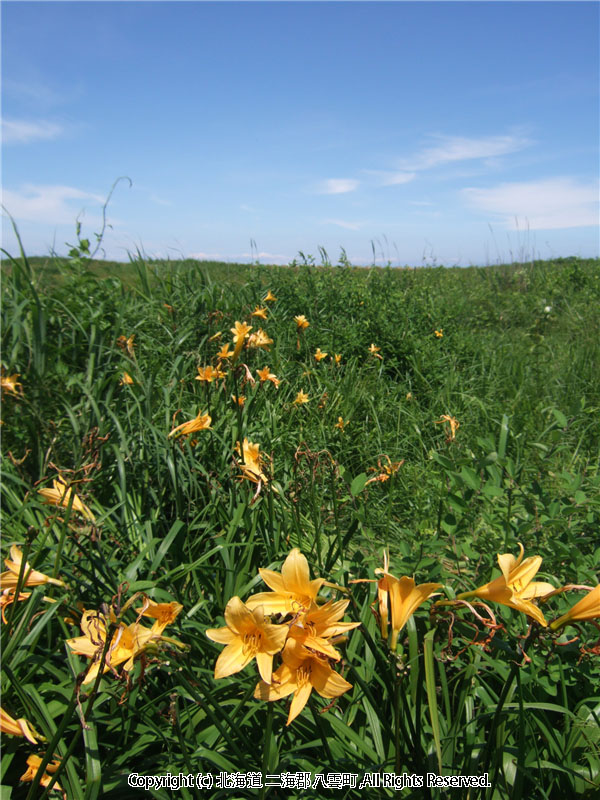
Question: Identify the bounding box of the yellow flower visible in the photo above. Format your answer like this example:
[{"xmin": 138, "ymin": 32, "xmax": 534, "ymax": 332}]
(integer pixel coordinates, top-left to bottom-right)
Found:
[
  {"xmin": 247, "ymin": 329, "xmax": 273, "ymax": 349},
  {"xmin": 195, "ymin": 365, "xmax": 217, "ymax": 382},
  {"xmin": 1, "ymin": 545, "xmax": 65, "ymax": 591},
  {"xmin": 136, "ymin": 599, "xmax": 183, "ymax": 634},
  {"xmin": 208, "ymin": 330, "xmax": 222, "ymax": 341},
  {"xmin": 119, "ymin": 372, "xmax": 134, "ymax": 386},
  {"xmin": 332, "ymin": 353, "xmax": 342, "ymax": 365},
  {"xmin": 246, "ymin": 549, "xmax": 325, "ymax": 615},
  {"xmin": 251, "ymin": 306, "xmax": 268, "ymax": 320},
  {"xmin": 314, "ymin": 348, "xmax": 328, "ymax": 362},
  {"xmin": 66, "ymin": 608, "xmax": 159, "ymax": 684},
  {"xmin": 231, "ymin": 394, "xmax": 246, "ymax": 407},
  {"xmin": 117, "ymin": 334, "xmax": 136, "ymax": 358},
  {"xmin": 235, "ymin": 438, "xmax": 268, "ymax": 484},
  {"xmin": 368, "ymin": 344, "xmax": 382, "ymax": 359},
  {"xmin": 434, "ymin": 329, "xmax": 444, "ymax": 338},
  {"xmin": 1, "ymin": 707, "xmax": 40, "ymax": 744},
  {"xmin": 216, "ymin": 342, "xmax": 233, "ymax": 359},
  {"xmin": 286, "ymin": 599, "xmax": 360, "ymax": 661},
  {"xmin": 406, "ymin": 392, "xmax": 413, "ymax": 400},
  {"xmin": 294, "ymin": 390, "xmax": 309, "ymax": 405},
  {"xmin": 1, "ymin": 587, "xmax": 31, "ymax": 623},
  {"xmin": 1, "ymin": 369, "xmax": 23, "ymax": 397},
  {"xmin": 550, "ymin": 585, "xmax": 600, "ymax": 631},
  {"xmin": 294, "ymin": 315, "xmax": 309, "ymax": 331},
  {"xmin": 334, "ymin": 417, "xmax": 347, "ymax": 431},
  {"xmin": 256, "ymin": 367, "xmax": 280, "ymax": 388},
  {"xmin": 168, "ymin": 410, "xmax": 211, "ymax": 439},
  {"xmin": 230, "ymin": 321, "xmax": 252, "ymax": 361},
  {"xmin": 20, "ymin": 754, "xmax": 63, "ymax": 795},
  {"xmin": 456, "ymin": 543, "xmax": 555, "ymax": 627},
  {"xmin": 37, "ymin": 476, "xmax": 95, "ymax": 522},
  {"xmin": 206, "ymin": 597, "xmax": 288, "ymax": 684},
  {"xmin": 375, "ymin": 553, "xmax": 442, "ymax": 650},
  {"xmin": 264, "ymin": 290, "xmax": 277, "ymax": 302},
  {"xmin": 255, "ymin": 647, "xmax": 352, "ymax": 726},
  {"xmin": 435, "ymin": 414, "xmax": 460, "ymax": 440}
]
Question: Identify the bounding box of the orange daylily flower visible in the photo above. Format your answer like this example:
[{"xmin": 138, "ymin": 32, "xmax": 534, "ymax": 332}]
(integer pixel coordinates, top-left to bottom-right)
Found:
[
  {"xmin": 20, "ymin": 754, "xmax": 64, "ymax": 796},
  {"xmin": 251, "ymin": 306, "xmax": 268, "ymax": 320},
  {"xmin": 1, "ymin": 369, "xmax": 23, "ymax": 397},
  {"xmin": 294, "ymin": 315, "xmax": 309, "ymax": 331},
  {"xmin": 264, "ymin": 290, "xmax": 277, "ymax": 302},
  {"xmin": 286, "ymin": 599, "xmax": 360, "ymax": 661},
  {"xmin": 456, "ymin": 543, "xmax": 555, "ymax": 627},
  {"xmin": 1, "ymin": 707, "xmax": 40, "ymax": 744},
  {"xmin": 255, "ymin": 645, "xmax": 352, "ymax": 726},
  {"xmin": 206, "ymin": 597, "xmax": 288, "ymax": 684},
  {"xmin": 247, "ymin": 329, "xmax": 273, "ymax": 349},
  {"xmin": 366, "ymin": 455, "xmax": 404, "ymax": 484},
  {"xmin": 434, "ymin": 329, "xmax": 444, "ymax": 338},
  {"xmin": 119, "ymin": 372, "xmax": 134, "ymax": 386},
  {"xmin": 256, "ymin": 367, "xmax": 280, "ymax": 388},
  {"xmin": 136, "ymin": 599, "xmax": 183, "ymax": 634},
  {"xmin": 368, "ymin": 344, "xmax": 382, "ymax": 359},
  {"xmin": 246, "ymin": 549, "xmax": 325, "ymax": 615},
  {"xmin": 375, "ymin": 552, "xmax": 442, "ymax": 650},
  {"xmin": 216, "ymin": 342, "xmax": 233, "ymax": 359},
  {"xmin": 230, "ymin": 321, "xmax": 252, "ymax": 361},
  {"xmin": 38, "ymin": 476, "xmax": 95, "ymax": 522},
  {"xmin": 235, "ymin": 438, "xmax": 268, "ymax": 484},
  {"xmin": 117, "ymin": 334, "xmax": 136, "ymax": 358},
  {"xmin": 334, "ymin": 417, "xmax": 347, "ymax": 431},
  {"xmin": 550, "ymin": 585, "xmax": 600, "ymax": 631},
  {"xmin": 332, "ymin": 353, "xmax": 342, "ymax": 365},
  {"xmin": 1, "ymin": 545, "xmax": 65, "ymax": 591},
  {"xmin": 314, "ymin": 348, "xmax": 328, "ymax": 362},
  {"xmin": 168, "ymin": 410, "xmax": 211, "ymax": 439},
  {"xmin": 294, "ymin": 390, "xmax": 309, "ymax": 405}
]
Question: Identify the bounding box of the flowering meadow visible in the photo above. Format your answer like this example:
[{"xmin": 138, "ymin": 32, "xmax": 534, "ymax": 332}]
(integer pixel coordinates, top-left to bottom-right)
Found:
[{"xmin": 1, "ymin": 241, "xmax": 599, "ymax": 799}]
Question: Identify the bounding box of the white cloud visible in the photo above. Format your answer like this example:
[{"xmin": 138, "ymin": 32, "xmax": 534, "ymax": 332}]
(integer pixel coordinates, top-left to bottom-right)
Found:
[
  {"xmin": 2, "ymin": 118, "xmax": 64, "ymax": 144},
  {"xmin": 364, "ymin": 170, "xmax": 416, "ymax": 186},
  {"xmin": 400, "ymin": 133, "xmax": 532, "ymax": 172},
  {"xmin": 2, "ymin": 184, "xmax": 106, "ymax": 225},
  {"xmin": 318, "ymin": 178, "xmax": 359, "ymax": 195},
  {"xmin": 462, "ymin": 177, "xmax": 599, "ymax": 230},
  {"xmin": 323, "ymin": 218, "xmax": 362, "ymax": 231}
]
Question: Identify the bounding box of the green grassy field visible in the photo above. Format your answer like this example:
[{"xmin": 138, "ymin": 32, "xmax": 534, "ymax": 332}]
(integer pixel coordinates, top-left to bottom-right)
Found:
[{"xmin": 2, "ymin": 247, "xmax": 599, "ymax": 799}]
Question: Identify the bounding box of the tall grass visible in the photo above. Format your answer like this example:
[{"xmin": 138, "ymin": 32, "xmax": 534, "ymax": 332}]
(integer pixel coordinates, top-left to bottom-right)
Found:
[{"xmin": 1, "ymin": 242, "xmax": 599, "ymax": 799}]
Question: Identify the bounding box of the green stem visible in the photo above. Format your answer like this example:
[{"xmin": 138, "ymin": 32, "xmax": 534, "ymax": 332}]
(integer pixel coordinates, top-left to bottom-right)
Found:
[{"xmin": 259, "ymin": 702, "xmax": 274, "ymax": 800}]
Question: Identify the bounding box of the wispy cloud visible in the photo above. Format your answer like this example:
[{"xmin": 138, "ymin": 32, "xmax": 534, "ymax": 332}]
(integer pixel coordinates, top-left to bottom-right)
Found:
[
  {"xmin": 364, "ymin": 170, "xmax": 416, "ymax": 186},
  {"xmin": 323, "ymin": 218, "xmax": 362, "ymax": 231},
  {"xmin": 2, "ymin": 184, "xmax": 106, "ymax": 225},
  {"xmin": 318, "ymin": 178, "xmax": 360, "ymax": 195},
  {"xmin": 462, "ymin": 177, "xmax": 599, "ymax": 230},
  {"xmin": 398, "ymin": 132, "xmax": 532, "ymax": 172},
  {"xmin": 2, "ymin": 118, "xmax": 64, "ymax": 145}
]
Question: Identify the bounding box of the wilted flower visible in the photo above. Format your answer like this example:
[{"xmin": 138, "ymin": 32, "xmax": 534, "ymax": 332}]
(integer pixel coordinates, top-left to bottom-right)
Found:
[
  {"xmin": 168, "ymin": 410, "xmax": 211, "ymax": 439},
  {"xmin": 550, "ymin": 585, "xmax": 600, "ymax": 631},
  {"xmin": 314, "ymin": 348, "xmax": 328, "ymax": 362},
  {"xmin": 117, "ymin": 334, "xmax": 136, "ymax": 358},
  {"xmin": 208, "ymin": 330, "xmax": 222, "ymax": 341},
  {"xmin": 366, "ymin": 455, "xmax": 404, "ymax": 484},
  {"xmin": 436, "ymin": 414, "xmax": 459, "ymax": 441},
  {"xmin": 368, "ymin": 344, "xmax": 382, "ymax": 359},
  {"xmin": 294, "ymin": 390, "xmax": 309, "ymax": 405},
  {"xmin": 206, "ymin": 596, "xmax": 288, "ymax": 684},
  {"xmin": 38, "ymin": 476, "xmax": 95, "ymax": 522},
  {"xmin": 456, "ymin": 543, "xmax": 555, "ymax": 627}
]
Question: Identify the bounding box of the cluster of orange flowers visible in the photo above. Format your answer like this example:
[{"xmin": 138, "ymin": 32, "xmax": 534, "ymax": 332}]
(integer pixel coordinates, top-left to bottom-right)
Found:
[{"xmin": 207, "ymin": 549, "xmax": 359, "ymax": 725}]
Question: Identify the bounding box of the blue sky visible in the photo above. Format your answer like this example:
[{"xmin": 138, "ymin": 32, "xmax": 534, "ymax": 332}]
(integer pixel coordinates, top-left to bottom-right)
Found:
[{"xmin": 2, "ymin": 1, "xmax": 599, "ymax": 266}]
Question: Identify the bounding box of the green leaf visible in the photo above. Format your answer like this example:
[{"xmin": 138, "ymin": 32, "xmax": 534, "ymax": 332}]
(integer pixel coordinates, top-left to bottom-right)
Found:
[{"xmin": 350, "ymin": 472, "xmax": 368, "ymax": 496}]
